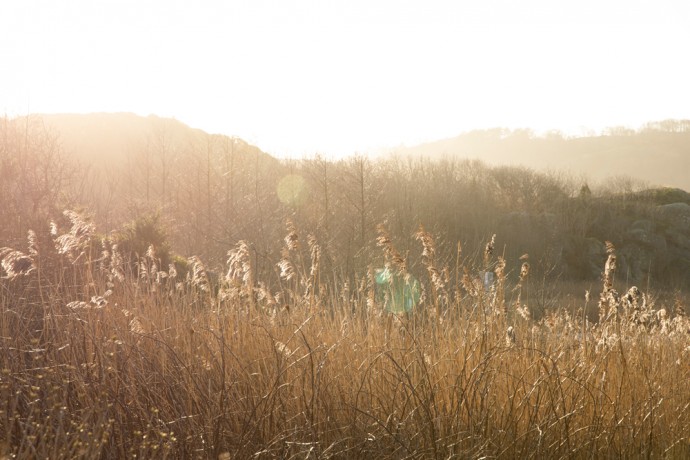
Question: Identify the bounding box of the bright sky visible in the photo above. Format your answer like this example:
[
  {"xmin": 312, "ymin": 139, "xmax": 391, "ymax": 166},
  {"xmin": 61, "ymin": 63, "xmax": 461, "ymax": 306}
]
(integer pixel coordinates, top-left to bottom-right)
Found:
[{"xmin": 1, "ymin": 0, "xmax": 689, "ymax": 158}]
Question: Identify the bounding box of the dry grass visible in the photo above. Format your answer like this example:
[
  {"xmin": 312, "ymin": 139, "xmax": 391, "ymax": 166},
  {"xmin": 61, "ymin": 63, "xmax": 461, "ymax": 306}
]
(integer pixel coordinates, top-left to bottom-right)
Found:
[{"xmin": 1, "ymin": 214, "xmax": 689, "ymax": 459}]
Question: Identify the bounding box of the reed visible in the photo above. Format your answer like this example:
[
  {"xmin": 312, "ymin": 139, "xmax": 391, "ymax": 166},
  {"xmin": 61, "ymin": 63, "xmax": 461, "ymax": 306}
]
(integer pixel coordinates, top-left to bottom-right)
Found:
[{"xmin": 0, "ymin": 212, "xmax": 689, "ymax": 458}]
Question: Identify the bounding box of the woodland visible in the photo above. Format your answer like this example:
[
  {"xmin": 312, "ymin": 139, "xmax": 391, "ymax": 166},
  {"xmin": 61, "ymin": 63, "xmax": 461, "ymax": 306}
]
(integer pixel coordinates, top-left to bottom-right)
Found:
[{"xmin": 3, "ymin": 114, "xmax": 690, "ymax": 292}]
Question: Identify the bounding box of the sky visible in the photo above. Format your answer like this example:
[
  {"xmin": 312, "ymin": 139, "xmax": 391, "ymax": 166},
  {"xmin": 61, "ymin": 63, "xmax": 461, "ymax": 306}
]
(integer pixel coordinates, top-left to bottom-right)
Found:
[{"xmin": 1, "ymin": 0, "xmax": 689, "ymax": 158}]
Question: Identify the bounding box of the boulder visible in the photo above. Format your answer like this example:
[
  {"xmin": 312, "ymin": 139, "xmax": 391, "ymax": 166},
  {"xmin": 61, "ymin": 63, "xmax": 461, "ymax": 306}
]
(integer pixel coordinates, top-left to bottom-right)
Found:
[
  {"xmin": 664, "ymin": 228, "xmax": 690, "ymax": 250},
  {"xmin": 624, "ymin": 226, "xmax": 667, "ymax": 252},
  {"xmin": 657, "ymin": 202, "xmax": 690, "ymax": 228},
  {"xmin": 630, "ymin": 219, "xmax": 655, "ymax": 233},
  {"xmin": 618, "ymin": 244, "xmax": 656, "ymax": 284}
]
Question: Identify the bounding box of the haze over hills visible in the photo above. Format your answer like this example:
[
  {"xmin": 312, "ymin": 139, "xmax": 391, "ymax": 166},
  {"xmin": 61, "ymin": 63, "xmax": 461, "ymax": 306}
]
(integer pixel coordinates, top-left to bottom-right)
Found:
[
  {"xmin": 32, "ymin": 113, "xmax": 690, "ymax": 192},
  {"xmin": 34, "ymin": 112, "xmax": 273, "ymax": 168},
  {"xmin": 15, "ymin": 113, "xmax": 283, "ymax": 258},
  {"xmin": 389, "ymin": 121, "xmax": 690, "ymax": 191}
]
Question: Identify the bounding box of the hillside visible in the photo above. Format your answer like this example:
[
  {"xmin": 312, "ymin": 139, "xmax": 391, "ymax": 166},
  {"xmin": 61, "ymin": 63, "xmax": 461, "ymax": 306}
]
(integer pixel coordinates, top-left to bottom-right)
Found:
[
  {"xmin": 37, "ymin": 114, "xmax": 690, "ymax": 192},
  {"xmin": 35, "ymin": 112, "xmax": 273, "ymax": 168},
  {"xmin": 5, "ymin": 113, "xmax": 284, "ymax": 264},
  {"xmin": 390, "ymin": 121, "xmax": 690, "ymax": 191}
]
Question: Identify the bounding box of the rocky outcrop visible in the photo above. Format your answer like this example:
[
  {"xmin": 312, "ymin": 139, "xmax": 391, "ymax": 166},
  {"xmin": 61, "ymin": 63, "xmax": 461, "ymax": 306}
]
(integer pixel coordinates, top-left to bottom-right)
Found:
[
  {"xmin": 557, "ymin": 202, "xmax": 690, "ymax": 284},
  {"xmin": 657, "ymin": 202, "xmax": 690, "ymax": 228}
]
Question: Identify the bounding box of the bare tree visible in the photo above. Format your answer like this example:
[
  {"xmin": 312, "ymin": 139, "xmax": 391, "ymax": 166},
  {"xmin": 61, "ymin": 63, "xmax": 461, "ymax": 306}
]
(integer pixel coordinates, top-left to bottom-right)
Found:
[{"xmin": 0, "ymin": 116, "xmax": 75, "ymax": 241}]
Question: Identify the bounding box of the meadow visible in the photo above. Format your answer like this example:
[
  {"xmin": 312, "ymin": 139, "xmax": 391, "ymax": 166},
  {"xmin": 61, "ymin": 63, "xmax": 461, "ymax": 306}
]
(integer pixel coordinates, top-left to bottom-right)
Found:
[{"xmin": 1, "ymin": 211, "xmax": 689, "ymax": 459}]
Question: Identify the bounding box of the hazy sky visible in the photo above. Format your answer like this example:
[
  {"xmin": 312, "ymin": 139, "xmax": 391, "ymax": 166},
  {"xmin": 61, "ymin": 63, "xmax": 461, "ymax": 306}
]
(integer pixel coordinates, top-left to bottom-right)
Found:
[{"xmin": 2, "ymin": 1, "xmax": 689, "ymax": 158}]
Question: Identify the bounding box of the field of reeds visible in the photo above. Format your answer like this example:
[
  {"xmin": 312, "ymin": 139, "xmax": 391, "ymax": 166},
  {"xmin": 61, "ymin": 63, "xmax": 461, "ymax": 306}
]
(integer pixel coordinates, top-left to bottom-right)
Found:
[{"xmin": 1, "ymin": 211, "xmax": 690, "ymax": 459}]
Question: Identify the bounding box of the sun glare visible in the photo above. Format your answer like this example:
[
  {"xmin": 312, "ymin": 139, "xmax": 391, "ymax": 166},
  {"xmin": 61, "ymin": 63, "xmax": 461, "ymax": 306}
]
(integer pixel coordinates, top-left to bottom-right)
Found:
[{"xmin": 1, "ymin": 0, "xmax": 689, "ymax": 157}]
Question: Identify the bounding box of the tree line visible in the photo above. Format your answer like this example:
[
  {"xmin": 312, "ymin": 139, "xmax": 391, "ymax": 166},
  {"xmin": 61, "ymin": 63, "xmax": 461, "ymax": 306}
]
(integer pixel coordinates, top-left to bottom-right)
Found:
[{"xmin": 2, "ymin": 115, "xmax": 689, "ymax": 291}]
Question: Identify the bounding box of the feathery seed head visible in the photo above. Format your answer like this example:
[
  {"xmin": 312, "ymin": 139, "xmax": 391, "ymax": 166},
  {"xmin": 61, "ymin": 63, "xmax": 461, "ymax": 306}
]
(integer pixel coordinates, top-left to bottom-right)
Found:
[
  {"xmin": 484, "ymin": 234, "xmax": 496, "ymax": 266},
  {"xmin": 0, "ymin": 248, "xmax": 34, "ymax": 279},
  {"xmin": 284, "ymin": 219, "xmax": 299, "ymax": 251}
]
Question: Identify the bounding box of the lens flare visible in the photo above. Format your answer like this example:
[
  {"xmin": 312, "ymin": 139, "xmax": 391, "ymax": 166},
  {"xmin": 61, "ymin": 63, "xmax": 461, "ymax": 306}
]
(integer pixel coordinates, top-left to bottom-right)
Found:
[{"xmin": 277, "ymin": 174, "xmax": 308, "ymax": 207}]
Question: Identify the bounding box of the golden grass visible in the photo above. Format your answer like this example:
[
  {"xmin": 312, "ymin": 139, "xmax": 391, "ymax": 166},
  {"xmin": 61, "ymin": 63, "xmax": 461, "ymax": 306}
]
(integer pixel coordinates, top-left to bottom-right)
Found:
[{"xmin": 1, "ymin": 215, "xmax": 689, "ymax": 458}]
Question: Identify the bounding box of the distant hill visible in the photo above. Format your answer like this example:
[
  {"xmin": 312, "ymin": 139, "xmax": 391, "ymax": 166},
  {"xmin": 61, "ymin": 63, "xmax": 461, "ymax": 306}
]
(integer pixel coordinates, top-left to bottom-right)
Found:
[
  {"xmin": 37, "ymin": 114, "xmax": 690, "ymax": 192},
  {"xmin": 389, "ymin": 121, "xmax": 690, "ymax": 191},
  {"xmin": 34, "ymin": 112, "xmax": 274, "ymax": 168}
]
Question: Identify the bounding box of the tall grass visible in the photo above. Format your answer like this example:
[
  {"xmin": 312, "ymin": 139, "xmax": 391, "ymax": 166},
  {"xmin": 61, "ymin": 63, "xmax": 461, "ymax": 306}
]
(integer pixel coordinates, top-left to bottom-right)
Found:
[{"xmin": 1, "ymin": 213, "xmax": 689, "ymax": 458}]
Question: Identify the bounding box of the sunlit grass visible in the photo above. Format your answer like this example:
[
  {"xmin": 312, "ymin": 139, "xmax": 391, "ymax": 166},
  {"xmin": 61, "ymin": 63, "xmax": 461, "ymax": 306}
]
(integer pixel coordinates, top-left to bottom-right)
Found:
[{"xmin": 1, "ymin": 214, "xmax": 689, "ymax": 458}]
